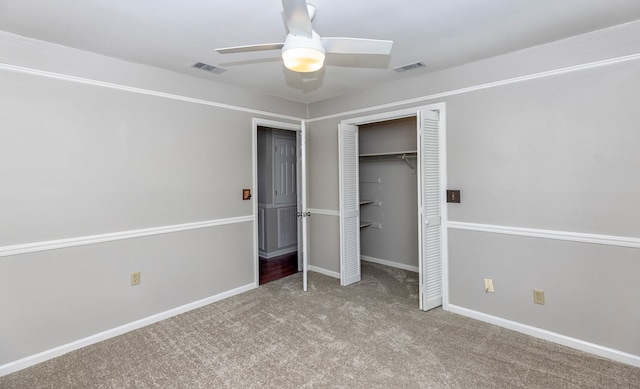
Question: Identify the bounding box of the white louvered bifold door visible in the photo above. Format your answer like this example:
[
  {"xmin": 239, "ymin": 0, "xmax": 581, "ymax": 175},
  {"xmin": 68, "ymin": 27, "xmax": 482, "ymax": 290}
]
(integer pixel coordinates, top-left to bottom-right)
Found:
[
  {"xmin": 418, "ymin": 109, "xmax": 443, "ymax": 311},
  {"xmin": 339, "ymin": 123, "xmax": 361, "ymax": 286}
]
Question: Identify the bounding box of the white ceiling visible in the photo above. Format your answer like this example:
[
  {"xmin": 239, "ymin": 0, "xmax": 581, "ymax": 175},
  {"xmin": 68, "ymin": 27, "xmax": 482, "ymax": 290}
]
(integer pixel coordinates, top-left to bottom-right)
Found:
[{"xmin": 1, "ymin": 0, "xmax": 640, "ymax": 104}]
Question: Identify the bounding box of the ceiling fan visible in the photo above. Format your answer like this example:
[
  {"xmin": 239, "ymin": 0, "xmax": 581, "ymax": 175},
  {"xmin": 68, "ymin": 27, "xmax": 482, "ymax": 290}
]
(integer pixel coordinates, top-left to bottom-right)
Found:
[{"xmin": 215, "ymin": 0, "xmax": 393, "ymax": 73}]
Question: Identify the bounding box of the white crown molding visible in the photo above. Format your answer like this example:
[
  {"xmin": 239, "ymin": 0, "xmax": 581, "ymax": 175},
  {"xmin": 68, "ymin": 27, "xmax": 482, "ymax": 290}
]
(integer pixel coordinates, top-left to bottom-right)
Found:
[
  {"xmin": 0, "ymin": 63, "xmax": 304, "ymax": 122},
  {"xmin": 0, "ymin": 216, "xmax": 254, "ymax": 258},
  {"xmin": 447, "ymin": 304, "xmax": 640, "ymax": 368},
  {"xmin": 447, "ymin": 221, "xmax": 640, "ymax": 249},
  {"xmin": 0, "ymin": 282, "xmax": 256, "ymax": 377},
  {"xmin": 308, "ymin": 52, "xmax": 640, "ymax": 122}
]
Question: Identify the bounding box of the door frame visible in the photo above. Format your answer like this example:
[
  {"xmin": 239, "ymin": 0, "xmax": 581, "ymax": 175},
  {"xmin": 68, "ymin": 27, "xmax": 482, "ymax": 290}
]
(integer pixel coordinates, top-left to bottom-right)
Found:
[
  {"xmin": 337, "ymin": 103, "xmax": 449, "ymax": 310},
  {"xmin": 252, "ymin": 118, "xmax": 305, "ymax": 288}
]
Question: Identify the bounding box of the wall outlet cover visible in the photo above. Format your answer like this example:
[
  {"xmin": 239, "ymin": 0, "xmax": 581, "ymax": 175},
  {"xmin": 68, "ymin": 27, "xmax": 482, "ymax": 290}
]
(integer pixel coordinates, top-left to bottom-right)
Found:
[
  {"xmin": 131, "ymin": 271, "xmax": 141, "ymax": 286},
  {"xmin": 533, "ymin": 289, "xmax": 545, "ymax": 305}
]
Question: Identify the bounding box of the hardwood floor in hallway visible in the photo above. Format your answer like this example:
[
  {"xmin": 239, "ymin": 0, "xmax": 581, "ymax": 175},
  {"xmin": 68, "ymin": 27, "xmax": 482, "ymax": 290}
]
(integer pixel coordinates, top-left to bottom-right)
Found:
[{"xmin": 259, "ymin": 252, "xmax": 298, "ymax": 285}]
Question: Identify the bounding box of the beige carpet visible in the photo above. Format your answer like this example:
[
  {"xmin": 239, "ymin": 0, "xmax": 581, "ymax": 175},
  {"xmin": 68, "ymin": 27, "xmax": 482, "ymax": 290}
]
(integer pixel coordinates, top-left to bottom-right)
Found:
[{"xmin": 1, "ymin": 261, "xmax": 639, "ymax": 388}]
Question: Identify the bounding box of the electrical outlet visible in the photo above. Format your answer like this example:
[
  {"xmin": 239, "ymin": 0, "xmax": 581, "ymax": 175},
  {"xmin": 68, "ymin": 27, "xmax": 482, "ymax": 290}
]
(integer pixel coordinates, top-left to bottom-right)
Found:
[
  {"xmin": 533, "ymin": 289, "xmax": 545, "ymax": 305},
  {"xmin": 131, "ymin": 271, "xmax": 141, "ymax": 286},
  {"xmin": 483, "ymin": 278, "xmax": 494, "ymax": 293}
]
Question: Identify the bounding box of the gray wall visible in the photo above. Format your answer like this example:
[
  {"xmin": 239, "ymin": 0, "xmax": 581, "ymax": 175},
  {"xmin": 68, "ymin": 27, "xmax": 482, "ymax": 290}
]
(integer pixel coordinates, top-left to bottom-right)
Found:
[
  {"xmin": 306, "ymin": 20, "xmax": 640, "ymax": 358},
  {"xmin": 1, "ymin": 71, "xmax": 251, "ymax": 244},
  {"xmin": 443, "ymin": 61, "xmax": 640, "ymax": 356},
  {"xmin": 448, "ymin": 230, "xmax": 640, "ymax": 355},
  {"xmin": 0, "ymin": 224, "xmax": 254, "ymax": 363},
  {"xmin": 0, "ymin": 32, "xmax": 304, "ymax": 365},
  {"xmin": 445, "ymin": 65, "xmax": 640, "ymax": 235}
]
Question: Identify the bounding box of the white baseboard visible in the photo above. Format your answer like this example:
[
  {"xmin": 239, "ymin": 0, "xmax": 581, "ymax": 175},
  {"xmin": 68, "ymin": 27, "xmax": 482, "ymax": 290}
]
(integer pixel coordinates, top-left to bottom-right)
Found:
[
  {"xmin": 259, "ymin": 247, "xmax": 297, "ymax": 259},
  {"xmin": 361, "ymin": 255, "xmax": 419, "ymax": 273},
  {"xmin": 308, "ymin": 265, "xmax": 340, "ymax": 279},
  {"xmin": 447, "ymin": 304, "xmax": 640, "ymax": 368},
  {"xmin": 0, "ymin": 283, "xmax": 257, "ymax": 377}
]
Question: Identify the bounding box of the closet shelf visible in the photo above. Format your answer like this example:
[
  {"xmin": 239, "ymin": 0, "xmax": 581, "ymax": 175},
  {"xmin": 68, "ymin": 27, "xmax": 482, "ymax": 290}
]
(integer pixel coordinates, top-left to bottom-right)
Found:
[
  {"xmin": 359, "ymin": 150, "xmax": 417, "ymax": 158},
  {"xmin": 359, "ymin": 150, "xmax": 417, "ymax": 169},
  {"xmin": 360, "ymin": 199, "xmax": 374, "ymax": 205},
  {"xmin": 360, "ymin": 221, "xmax": 373, "ymax": 229}
]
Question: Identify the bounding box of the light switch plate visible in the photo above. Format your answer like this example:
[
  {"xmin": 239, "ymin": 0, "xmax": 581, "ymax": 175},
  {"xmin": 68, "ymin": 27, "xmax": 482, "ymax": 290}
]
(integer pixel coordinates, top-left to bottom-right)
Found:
[
  {"xmin": 447, "ymin": 190, "xmax": 461, "ymax": 203},
  {"xmin": 484, "ymin": 278, "xmax": 494, "ymax": 293}
]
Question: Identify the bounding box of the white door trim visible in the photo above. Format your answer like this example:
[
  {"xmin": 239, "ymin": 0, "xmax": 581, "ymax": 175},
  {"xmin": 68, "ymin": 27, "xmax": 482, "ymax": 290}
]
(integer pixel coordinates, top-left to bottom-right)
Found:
[
  {"xmin": 338, "ymin": 103, "xmax": 448, "ymax": 310},
  {"xmin": 252, "ymin": 118, "xmax": 303, "ymax": 289}
]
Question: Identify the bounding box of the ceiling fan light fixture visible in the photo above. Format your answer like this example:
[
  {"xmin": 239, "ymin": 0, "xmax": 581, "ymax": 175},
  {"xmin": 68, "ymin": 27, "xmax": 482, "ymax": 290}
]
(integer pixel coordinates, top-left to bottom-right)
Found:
[
  {"xmin": 282, "ymin": 46, "xmax": 325, "ymax": 72},
  {"xmin": 282, "ymin": 32, "xmax": 325, "ymax": 73}
]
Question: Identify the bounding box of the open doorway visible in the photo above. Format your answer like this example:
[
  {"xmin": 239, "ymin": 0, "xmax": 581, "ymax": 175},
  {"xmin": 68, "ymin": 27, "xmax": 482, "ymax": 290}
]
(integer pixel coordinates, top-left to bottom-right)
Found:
[{"xmin": 257, "ymin": 125, "xmax": 299, "ymax": 284}]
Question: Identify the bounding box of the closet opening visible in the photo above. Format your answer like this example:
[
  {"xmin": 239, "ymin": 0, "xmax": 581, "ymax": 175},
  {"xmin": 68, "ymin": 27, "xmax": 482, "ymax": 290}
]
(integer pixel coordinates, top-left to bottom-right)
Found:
[
  {"xmin": 257, "ymin": 125, "xmax": 300, "ymax": 285},
  {"xmin": 359, "ymin": 117, "xmax": 420, "ymax": 300},
  {"xmin": 339, "ymin": 103, "xmax": 447, "ymax": 311}
]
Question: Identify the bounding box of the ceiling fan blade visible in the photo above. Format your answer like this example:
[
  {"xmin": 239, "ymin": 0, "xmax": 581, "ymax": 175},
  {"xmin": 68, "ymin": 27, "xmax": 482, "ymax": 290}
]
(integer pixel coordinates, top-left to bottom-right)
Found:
[
  {"xmin": 282, "ymin": 0, "xmax": 313, "ymax": 38},
  {"xmin": 216, "ymin": 43, "xmax": 285, "ymax": 54},
  {"xmin": 322, "ymin": 38, "xmax": 393, "ymax": 55}
]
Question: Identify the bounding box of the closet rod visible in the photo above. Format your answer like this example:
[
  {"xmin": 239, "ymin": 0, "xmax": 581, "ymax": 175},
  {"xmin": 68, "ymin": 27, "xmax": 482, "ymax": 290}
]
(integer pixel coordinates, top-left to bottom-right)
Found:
[
  {"xmin": 359, "ymin": 151, "xmax": 416, "ymax": 169},
  {"xmin": 400, "ymin": 154, "xmax": 416, "ymax": 170}
]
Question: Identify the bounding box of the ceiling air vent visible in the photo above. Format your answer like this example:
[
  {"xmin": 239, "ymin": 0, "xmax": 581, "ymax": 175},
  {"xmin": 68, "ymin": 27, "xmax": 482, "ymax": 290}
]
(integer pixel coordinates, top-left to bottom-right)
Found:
[
  {"xmin": 393, "ymin": 61, "xmax": 425, "ymax": 73},
  {"xmin": 192, "ymin": 62, "xmax": 226, "ymax": 74}
]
